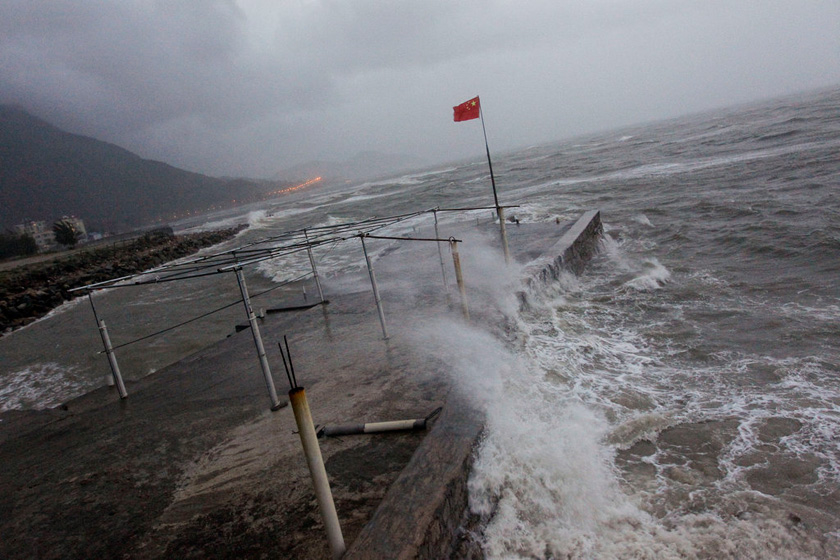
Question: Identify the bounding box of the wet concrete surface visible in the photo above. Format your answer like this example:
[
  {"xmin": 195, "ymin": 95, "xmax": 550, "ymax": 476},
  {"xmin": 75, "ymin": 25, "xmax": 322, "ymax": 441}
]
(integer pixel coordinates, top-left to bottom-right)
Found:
[{"xmin": 0, "ymin": 213, "xmax": 601, "ymax": 559}]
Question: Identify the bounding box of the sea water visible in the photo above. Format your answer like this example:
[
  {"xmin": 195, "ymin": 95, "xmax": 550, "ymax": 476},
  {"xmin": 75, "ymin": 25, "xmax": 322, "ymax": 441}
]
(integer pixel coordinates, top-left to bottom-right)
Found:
[{"xmin": 1, "ymin": 86, "xmax": 838, "ymax": 557}]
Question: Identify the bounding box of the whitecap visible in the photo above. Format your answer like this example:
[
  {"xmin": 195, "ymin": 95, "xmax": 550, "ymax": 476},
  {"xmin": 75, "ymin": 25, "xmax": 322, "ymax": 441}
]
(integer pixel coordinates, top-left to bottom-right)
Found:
[
  {"xmin": 623, "ymin": 258, "xmax": 672, "ymax": 291},
  {"xmin": 0, "ymin": 362, "xmax": 85, "ymax": 411},
  {"xmin": 633, "ymin": 214, "xmax": 654, "ymax": 227}
]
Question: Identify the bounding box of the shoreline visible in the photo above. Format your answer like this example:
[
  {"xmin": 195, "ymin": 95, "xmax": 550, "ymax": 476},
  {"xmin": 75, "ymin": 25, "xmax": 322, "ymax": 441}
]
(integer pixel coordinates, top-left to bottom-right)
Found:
[{"xmin": 0, "ymin": 226, "xmax": 246, "ymax": 335}]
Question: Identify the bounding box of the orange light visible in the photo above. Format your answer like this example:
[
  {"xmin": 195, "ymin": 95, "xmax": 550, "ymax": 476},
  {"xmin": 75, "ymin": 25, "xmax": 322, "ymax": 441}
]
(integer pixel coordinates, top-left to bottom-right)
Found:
[{"xmin": 268, "ymin": 176, "xmax": 322, "ymax": 197}]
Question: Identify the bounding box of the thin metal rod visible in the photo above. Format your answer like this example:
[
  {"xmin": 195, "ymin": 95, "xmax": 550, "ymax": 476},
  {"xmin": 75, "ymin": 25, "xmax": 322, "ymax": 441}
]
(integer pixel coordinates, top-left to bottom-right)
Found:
[
  {"xmin": 218, "ymin": 245, "xmax": 310, "ymax": 272},
  {"xmin": 303, "ymin": 229, "xmax": 325, "ymax": 303},
  {"xmin": 71, "ymin": 209, "xmax": 432, "ymax": 293},
  {"xmin": 360, "ymin": 235, "xmax": 389, "ymax": 340},
  {"xmin": 433, "ymin": 210, "xmax": 449, "ymax": 294},
  {"xmin": 103, "ymin": 272, "xmax": 309, "ymax": 353},
  {"xmin": 450, "ymin": 240, "xmax": 470, "ymax": 320},
  {"xmin": 479, "ymin": 103, "xmax": 511, "ymax": 265},
  {"xmin": 435, "ymin": 205, "xmax": 519, "ymax": 212},
  {"xmin": 234, "ymin": 268, "xmax": 283, "ymax": 410},
  {"xmin": 97, "ymin": 319, "xmax": 128, "ymax": 398},
  {"xmin": 289, "ymin": 387, "xmax": 346, "ymax": 559},
  {"xmin": 362, "ymin": 234, "xmax": 461, "ymax": 243},
  {"xmin": 479, "ymin": 103, "xmax": 500, "ymax": 210},
  {"xmin": 88, "ymin": 291, "xmax": 100, "ymax": 323},
  {"xmin": 284, "ymin": 334, "xmax": 298, "ymax": 388},
  {"xmin": 278, "ymin": 342, "xmax": 294, "ymax": 390}
]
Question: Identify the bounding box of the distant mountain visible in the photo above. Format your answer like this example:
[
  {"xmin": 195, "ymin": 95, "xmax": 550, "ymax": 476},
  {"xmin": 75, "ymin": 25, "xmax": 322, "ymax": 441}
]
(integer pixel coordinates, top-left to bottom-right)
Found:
[
  {"xmin": 276, "ymin": 151, "xmax": 428, "ymax": 183},
  {"xmin": 0, "ymin": 106, "xmax": 286, "ymax": 232}
]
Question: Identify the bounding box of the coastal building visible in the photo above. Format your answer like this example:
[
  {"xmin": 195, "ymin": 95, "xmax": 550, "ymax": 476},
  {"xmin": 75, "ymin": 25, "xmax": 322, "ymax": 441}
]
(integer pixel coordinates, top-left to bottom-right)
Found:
[
  {"xmin": 13, "ymin": 216, "xmax": 88, "ymax": 251},
  {"xmin": 13, "ymin": 220, "xmax": 56, "ymax": 252},
  {"xmin": 58, "ymin": 216, "xmax": 88, "ymax": 242}
]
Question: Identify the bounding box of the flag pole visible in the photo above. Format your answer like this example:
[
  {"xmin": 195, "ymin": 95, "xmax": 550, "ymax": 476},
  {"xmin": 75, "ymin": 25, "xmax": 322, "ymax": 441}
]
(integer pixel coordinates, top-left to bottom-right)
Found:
[{"xmin": 478, "ymin": 100, "xmax": 510, "ymax": 264}]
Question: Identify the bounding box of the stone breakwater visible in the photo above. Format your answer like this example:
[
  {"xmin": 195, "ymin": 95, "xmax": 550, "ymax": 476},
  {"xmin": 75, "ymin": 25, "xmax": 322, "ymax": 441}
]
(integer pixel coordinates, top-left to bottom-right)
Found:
[{"xmin": 0, "ymin": 227, "xmax": 245, "ymax": 334}]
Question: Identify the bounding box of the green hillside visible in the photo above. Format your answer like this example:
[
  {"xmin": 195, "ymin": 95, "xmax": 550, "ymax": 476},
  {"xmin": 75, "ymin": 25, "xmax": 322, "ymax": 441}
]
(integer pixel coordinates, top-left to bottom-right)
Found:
[{"xmin": 0, "ymin": 106, "xmax": 281, "ymax": 232}]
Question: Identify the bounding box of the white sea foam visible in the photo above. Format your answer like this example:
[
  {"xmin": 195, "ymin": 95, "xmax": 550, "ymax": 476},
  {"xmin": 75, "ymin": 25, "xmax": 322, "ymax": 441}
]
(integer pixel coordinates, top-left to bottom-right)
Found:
[
  {"xmin": 354, "ymin": 175, "xmax": 419, "ymax": 189},
  {"xmin": 778, "ymin": 301, "xmax": 840, "ymax": 324},
  {"xmin": 598, "ymin": 235, "xmax": 672, "ymax": 292},
  {"xmin": 521, "ymin": 138, "xmax": 840, "ymax": 196},
  {"xmin": 622, "ymin": 258, "xmax": 671, "ymax": 291},
  {"xmin": 416, "ymin": 312, "xmax": 839, "ymax": 558},
  {"xmin": 176, "ymin": 214, "xmax": 246, "ymax": 234},
  {"xmin": 333, "ymin": 189, "xmax": 397, "ymax": 206},
  {"xmin": 497, "ymin": 202, "xmax": 570, "ymax": 225},
  {"xmin": 633, "ymin": 213, "xmax": 654, "ymax": 227},
  {"xmin": 422, "ymin": 222, "xmax": 840, "ymax": 557},
  {"xmin": 356, "ymin": 167, "xmax": 458, "ymax": 189},
  {"xmin": 687, "ymin": 270, "xmax": 730, "ymax": 288},
  {"xmin": 477, "ymin": 297, "xmax": 840, "ymax": 557},
  {"xmin": 0, "ymin": 362, "xmax": 85, "ymax": 411}
]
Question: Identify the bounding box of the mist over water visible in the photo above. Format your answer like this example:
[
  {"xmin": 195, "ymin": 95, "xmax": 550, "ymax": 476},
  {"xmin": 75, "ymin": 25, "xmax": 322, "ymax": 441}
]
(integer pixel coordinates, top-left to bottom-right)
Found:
[{"xmin": 2, "ymin": 87, "xmax": 840, "ymax": 556}]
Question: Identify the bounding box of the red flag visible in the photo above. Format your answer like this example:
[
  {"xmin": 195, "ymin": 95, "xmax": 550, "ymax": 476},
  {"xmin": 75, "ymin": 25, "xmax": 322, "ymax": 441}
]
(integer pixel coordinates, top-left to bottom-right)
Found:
[{"xmin": 453, "ymin": 96, "xmax": 480, "ymax": 122}]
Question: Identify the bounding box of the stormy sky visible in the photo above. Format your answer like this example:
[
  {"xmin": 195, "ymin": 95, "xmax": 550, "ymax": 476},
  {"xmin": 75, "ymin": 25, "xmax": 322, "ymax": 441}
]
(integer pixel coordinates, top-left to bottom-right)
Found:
[{"xmin": 2, "ymin": 1, "xmax": 838, "ymax": 178}]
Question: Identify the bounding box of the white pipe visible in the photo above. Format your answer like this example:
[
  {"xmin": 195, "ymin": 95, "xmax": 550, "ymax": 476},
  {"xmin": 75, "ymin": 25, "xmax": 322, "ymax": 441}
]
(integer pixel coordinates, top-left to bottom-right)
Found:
[
  {"xmin": 97, "ymin": 319, "xmax": 128, "ymax": 398},
  {"xmin": 321, "ymin": 418, "xmax": 427, "ymax": 437},
  {"xmin": 433, "ymin": 210, "xmax": 449, "ymax": 293},
  {"xmin": 360, "ymin": 236, "xmax": 389, "ymax": 340},
  {"xmin": 497, "ymin": 206, "xmax": 511, "ymax": 265},
  {"xmin": 234, "ymin": 268, "xmax": 283, "ymax": 410},
  {"xmin": 450, "ymin": 240, "xmax": 470, "ymax": 320},
  {"xmin": 289, "ymin": 387, "xmax": 346, "ymax": 559}
]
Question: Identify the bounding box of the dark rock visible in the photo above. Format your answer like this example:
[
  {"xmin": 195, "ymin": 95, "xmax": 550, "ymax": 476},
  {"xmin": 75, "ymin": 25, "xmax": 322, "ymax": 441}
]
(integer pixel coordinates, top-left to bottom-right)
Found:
[{"xmin": 0, "ymin": 227, "xmax": 243, "ymax": 333}]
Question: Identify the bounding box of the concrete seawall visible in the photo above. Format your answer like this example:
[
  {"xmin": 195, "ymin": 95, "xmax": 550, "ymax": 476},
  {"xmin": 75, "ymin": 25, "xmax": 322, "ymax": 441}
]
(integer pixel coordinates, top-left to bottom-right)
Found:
[
  {"xmin": 0, "ymin": 211, "xmax": 602, "ymax": 559},
  {"xmin": 520, "ymin": 209, "xmax": 603, "ymax": 300},
  {"xmin": 345, "ymin": 211, "xmax": 602, "ymax": 559}
]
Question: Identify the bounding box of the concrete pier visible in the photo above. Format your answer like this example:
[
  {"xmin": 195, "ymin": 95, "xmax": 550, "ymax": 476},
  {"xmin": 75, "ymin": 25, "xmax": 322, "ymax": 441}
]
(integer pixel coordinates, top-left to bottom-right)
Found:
[{"xmin": 0, "ymin": 211, "xmax": 601, "ymax": 560}]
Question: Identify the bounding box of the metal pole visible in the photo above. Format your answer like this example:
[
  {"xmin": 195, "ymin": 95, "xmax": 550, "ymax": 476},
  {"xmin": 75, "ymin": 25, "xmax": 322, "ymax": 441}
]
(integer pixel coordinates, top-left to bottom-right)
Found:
[
  {"xmin": 497, "ymin": 206, "xmax": 511, "ymax": 265},
  {"xmin": 234, "ymin": 268, "xmax": 284, "ymax": 410},
  {"xmin": 450, "ymin": 240, "xmax": 470, "ymax": 320},
  {"xmin": 433, "ymin": 210, "xmax": 449, "ymax": 294},
  {"xmin": 303, "ymin": 229, "xmax": 325, "ymax": 303},
  {"xmin": 289, "ymin": 387, "xmax": 346, "ymax": 559},
  {"xmin": 97, "ymin": 319, "xmax": 128, "ymax": 399},
  {"xmin": 479, "ymin": 104, "xmax": 511, "ymax": 265},
  {"xmin": 479, "ymin": 103, "xmax": 500, "ymax": 211},
  {"xmin": 360, "ymin": 235, "xmax": 389, "ymax": 340}
]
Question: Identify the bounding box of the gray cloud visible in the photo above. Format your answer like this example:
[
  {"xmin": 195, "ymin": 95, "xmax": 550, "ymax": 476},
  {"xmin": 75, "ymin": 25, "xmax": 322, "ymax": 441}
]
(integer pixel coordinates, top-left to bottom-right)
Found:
[{"xmin": 2, "ymin": 0, "xmax": 838, "ymax": 177}]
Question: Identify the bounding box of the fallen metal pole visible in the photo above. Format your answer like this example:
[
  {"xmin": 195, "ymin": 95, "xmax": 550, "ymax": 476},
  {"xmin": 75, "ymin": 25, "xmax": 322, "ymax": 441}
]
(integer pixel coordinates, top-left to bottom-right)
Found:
[
  {"xmin": 289, "ymin": 387, "xmax": 346, "ymax": 559},
  {"xmin": 234, "ymin": 268, "xmax": 285, "ymax": 410},
  {"xmin": 97, "ymin": 319, "xmax": 128, "ymax": 399},
  {"xmin": 450, "ymin": 239, "xmax": 470, "ymax": 320},
  {"xmin": 303, "ymin": 229, "xmax": 325, "ymax": 303},
  {"xmin": 264, "ymin": 301, "xmax": 324, "ymax": 314},
  {"xmin": 320, "ymin": 418, "xmax": 427, "ymax": 438},
  {"xmin": 360, "ymin": 235, "xmax": 389, "ymax": 340}
]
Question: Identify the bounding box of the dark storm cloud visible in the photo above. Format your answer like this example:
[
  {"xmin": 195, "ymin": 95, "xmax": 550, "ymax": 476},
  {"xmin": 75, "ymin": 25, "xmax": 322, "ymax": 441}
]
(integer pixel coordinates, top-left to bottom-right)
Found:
[
  {"xmin": 1, "ymin": 1, "xmax": 839, "ymax": 177},
  {"xmin": 1, "ymin": 2, "xmax": 323, "ymax": 129}
]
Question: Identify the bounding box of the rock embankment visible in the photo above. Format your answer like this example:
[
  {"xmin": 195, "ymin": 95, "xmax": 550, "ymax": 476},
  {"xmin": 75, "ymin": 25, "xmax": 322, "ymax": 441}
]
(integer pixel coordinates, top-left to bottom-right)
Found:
[{"xmin": 0, "ymin": 227, "xmax": 244, "ymax": 334}]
